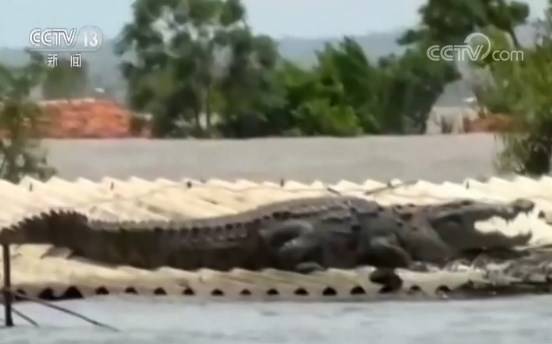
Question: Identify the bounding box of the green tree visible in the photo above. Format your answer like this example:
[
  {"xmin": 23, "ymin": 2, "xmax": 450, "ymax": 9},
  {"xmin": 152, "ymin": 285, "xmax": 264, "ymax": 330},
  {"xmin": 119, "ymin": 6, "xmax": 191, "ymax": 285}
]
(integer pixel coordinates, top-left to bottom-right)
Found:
[
  {"xmin": 215, "ymin": 30, "xmax": 286, "ymax": 137},
  {"xmin": 246, "ymin": 36, "xmax": 456, "ymax": 137},
  {"xmin": 314, "ymin": 39, "xmax": 384, "ymax": 133},
  {"xmin": 378, "ymin": 48, "xmax": 459, "ymax": 133},
  {"xmin": 483, "ymin": 4, "xmax": 552, "ymax": 175},
  {"xmin": 287, "ymin": 37, "xmax": 456, "ymax": 135},
  {"xmin": 0, "ymin": 52, "xmax": 56, "ymax": 182},
  {"xmin": 117, "ymin": 0, "xmax": 280, "ymax": 137},
  {"xmin": 401, "ymin": 0, "xmax": 529, "ymax": 47},
  {"xmin": 257, "ymin": 42, "xmax": 369, "ymax": 137},
  {"xmin": 397, "ymin": 0, "xmax": 530, "ymax": 133},
  {"xmin": 293, "ymin": 99, "xmax": 361, "ymax": 137}
]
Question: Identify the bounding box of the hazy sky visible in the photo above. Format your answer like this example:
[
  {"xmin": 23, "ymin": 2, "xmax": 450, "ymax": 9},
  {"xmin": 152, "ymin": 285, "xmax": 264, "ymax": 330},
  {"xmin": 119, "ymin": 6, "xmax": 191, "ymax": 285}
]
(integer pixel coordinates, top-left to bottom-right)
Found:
[{"xmin": 0, "ymin": 0, "xmax": 549, "ymax": 47}]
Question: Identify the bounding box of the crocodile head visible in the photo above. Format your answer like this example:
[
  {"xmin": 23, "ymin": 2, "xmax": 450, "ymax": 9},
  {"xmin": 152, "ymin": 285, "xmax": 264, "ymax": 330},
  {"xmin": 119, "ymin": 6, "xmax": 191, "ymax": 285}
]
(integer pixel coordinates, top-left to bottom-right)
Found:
[{"xmin": 427, "ymin": 198, "xmax": 535, "ymax": 252}]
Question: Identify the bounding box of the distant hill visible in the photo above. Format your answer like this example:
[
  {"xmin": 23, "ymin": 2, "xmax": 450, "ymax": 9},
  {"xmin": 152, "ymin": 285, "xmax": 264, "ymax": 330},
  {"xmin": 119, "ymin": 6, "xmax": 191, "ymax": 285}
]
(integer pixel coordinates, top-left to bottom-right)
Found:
[
  {"xmin": 0, "ymin": 48, "xmax": 31, "ymax": 67},
  {"xmin": 0, "ymin": 25, "xmax": 539, "ymax": 106},
  {"xmin": 277, "ymin": 30, "xmax": 405, "ymax": 66},
  {"xmin": 0, "ymin": 31, "xmax": 407, "ymax": 104}
]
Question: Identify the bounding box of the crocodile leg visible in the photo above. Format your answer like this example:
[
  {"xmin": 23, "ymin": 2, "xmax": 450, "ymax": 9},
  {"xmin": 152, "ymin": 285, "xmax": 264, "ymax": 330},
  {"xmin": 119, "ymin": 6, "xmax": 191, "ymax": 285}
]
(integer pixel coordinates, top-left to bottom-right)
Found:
[
  {"xmin": 358, "ymin": 234, "xmax": 413, "ymax": 269},
  {"xmin": 277, "ymin": 234, "xmax": 324, "ymax": 271},
  {"xmin": 259, "ymin": 220, "xmax": 316, "ymax": 248},
  {"xmin": 261, "ymin": 220, "xmax": 328, "ymax": 272},
  {"xmin": 370, "ymin": 268, "xmax": 404, "ymax": 293}
]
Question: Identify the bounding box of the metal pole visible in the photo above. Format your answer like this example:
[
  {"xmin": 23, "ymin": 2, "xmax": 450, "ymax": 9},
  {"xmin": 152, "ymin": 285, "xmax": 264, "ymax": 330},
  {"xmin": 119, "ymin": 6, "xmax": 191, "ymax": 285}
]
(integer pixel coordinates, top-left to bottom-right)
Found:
[
  {"xmin": 2, "ymin": 244, "xmax": 13, "ymax": 327},
  {"xmin": 12, "ymin": 291, "xmax": 117, "ymax": 332}
]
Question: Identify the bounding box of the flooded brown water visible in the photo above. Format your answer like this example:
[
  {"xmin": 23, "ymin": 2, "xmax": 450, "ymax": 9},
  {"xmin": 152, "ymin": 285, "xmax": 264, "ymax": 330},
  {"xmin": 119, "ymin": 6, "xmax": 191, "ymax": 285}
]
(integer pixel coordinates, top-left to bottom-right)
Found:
[
  {"xmin": 2, "ymin": 295, "xmax": 550, "ymax": 343},
  {"xmin": 44, "ymin": 134, "xmax": 503, "ymax": 182}
]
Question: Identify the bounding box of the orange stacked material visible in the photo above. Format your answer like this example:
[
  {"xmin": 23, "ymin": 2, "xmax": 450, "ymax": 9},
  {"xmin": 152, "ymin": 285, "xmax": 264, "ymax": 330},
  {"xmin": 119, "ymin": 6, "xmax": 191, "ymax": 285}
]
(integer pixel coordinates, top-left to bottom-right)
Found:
[
  {"xmin": 37, "ymin": 98, "xmax": 142, "ymax": 138},
  {"xmin": 463, "ymin": 114, "xmax": 518, "ymax": 133}
]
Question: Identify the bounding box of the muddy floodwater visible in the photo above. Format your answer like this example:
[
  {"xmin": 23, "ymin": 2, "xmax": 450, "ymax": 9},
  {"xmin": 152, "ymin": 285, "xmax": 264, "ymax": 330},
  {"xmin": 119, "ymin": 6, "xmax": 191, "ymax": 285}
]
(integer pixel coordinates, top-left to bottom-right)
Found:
[{"xmin": 1, "ymin": 296, "xmax": 551, "ymax": 343}]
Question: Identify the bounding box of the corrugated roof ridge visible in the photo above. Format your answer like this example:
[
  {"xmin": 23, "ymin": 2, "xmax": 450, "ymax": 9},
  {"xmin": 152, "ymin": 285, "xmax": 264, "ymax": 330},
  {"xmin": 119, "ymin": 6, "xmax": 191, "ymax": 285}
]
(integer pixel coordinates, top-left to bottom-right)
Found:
[
  {"xmin": 12, "ymin": 175, "xmax": 549, "ymax": 191},
  {"xmin": 0, "ymin": 175, "xmax": 550, "ymax": 236}
]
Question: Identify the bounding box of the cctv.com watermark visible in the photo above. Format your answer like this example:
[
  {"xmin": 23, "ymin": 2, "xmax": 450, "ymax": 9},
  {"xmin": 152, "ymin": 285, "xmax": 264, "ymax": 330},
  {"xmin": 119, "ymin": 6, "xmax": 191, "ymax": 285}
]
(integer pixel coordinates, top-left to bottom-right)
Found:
[{"xmin": 426, "ymin": 32, "xmax": 525, "ymax": 62}]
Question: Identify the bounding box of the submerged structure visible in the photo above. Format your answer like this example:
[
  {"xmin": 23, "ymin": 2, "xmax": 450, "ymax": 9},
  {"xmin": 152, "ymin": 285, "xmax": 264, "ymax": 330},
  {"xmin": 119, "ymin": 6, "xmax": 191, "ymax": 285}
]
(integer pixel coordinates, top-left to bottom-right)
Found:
[{"xmin": 2, "ymin": 176, "xmax": 552, "ymax": 300}]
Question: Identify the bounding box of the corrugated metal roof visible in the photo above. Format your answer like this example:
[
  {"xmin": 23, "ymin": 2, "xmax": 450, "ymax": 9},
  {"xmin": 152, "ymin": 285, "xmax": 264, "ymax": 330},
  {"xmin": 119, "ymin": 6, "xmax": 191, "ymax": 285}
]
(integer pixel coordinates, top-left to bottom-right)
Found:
[
  {"xmin": 1, "ymin": 175, "xmax": 552, "ymax": 245},
  {"xmin": 1, "ymin": 244, "xmax": 487, "ymax": 300},
  {"xmin": 1, "ymin": 175, "xmax": 552, "ymax": 300}
]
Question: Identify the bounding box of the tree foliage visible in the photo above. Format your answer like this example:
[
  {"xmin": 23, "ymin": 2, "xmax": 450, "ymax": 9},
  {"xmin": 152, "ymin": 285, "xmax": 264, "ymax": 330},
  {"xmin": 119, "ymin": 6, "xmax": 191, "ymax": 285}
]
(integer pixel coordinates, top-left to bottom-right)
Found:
[
  {"xmin": 481, "ymin": 8, "xmax": 552, "ymax": 175},
  {"xmin": 117, "ymin": 0, "xmax": 466, "ymax": 138},
  {"xmin": 116, "ymin": 0, "xmax": 538, "ymax": 140},
  {"xmin": 378, "ymin": 48, "xmax": 459, "ymax": 133},
  {"xmin": 399, "ymin": 0, "xmax": 552, "ymax": 176},
  {"xmin": 117, "ymin": 0, "xmax": 281, "ymax": 137},
  {"xmin": 0, "ymin": 52, "xmax": 56, "ymax": 182},
  {"xmin": 401, "ymin": 0, "xmax": 529, "ymax": 47},
  {"xmin": 399, "ymin": 0, "xmax": 530, "ymax": 131}
]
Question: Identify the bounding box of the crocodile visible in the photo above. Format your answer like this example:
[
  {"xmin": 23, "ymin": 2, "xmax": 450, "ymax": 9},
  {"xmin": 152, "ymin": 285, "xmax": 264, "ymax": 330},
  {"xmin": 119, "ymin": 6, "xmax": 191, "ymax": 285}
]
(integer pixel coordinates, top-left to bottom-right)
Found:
[{"xmin": 2, "ymin": 196, "xmax": 537, "ymax": 275}]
